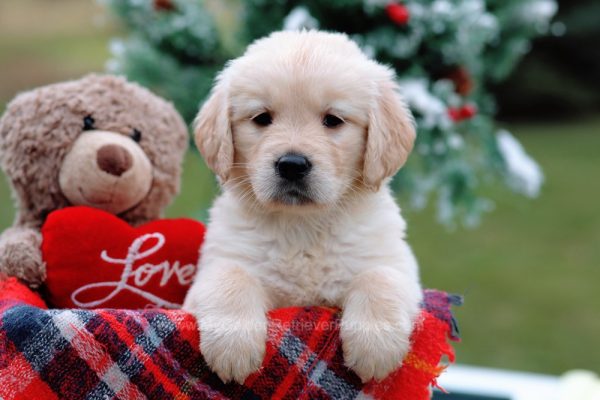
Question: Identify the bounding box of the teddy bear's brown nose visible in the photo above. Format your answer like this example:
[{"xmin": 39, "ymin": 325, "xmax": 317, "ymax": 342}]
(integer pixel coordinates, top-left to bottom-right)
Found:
[{"xmin": 96, "ymin": 144, "xmax": 133, "ymax": 176}]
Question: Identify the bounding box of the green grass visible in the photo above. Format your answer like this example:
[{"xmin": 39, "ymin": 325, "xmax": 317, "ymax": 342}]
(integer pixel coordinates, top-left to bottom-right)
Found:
[
  {"xmin": 1, "ymin": 0, "xmax": 598, "ymax": 377},
  {"xmin": 0, "ymin": 0, "xmax": 115, "ymax": 111},
  {"xmin": 408, "ymin": 118, "xmax": 600, "ymax": 374}
]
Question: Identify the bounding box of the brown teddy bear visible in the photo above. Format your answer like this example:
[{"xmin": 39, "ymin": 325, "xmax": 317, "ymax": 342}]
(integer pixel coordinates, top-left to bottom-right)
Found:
[{"xmin": 0, "ymin": 74, "xmax": 189, "ymax": 289}]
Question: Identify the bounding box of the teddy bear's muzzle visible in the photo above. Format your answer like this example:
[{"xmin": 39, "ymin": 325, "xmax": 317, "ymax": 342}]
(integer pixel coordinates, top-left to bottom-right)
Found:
[{"xmin": 59, "ymin": 130, "xmax": 153, "ymax": 215}]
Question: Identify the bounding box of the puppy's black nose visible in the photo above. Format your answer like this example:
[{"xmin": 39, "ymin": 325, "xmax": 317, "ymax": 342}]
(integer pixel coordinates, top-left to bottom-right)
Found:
[{"xmin": 276, "ymin": 153, "xmax": 312, "ymax": 181}]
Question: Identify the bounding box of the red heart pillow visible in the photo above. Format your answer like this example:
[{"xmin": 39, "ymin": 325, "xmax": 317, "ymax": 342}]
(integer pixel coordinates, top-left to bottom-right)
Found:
[{"xmin": 41, "ymin": 206, "xmax": 205, "ymax": 309}]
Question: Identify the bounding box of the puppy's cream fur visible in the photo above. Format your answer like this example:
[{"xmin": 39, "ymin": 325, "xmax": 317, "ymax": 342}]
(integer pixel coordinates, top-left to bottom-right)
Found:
[{"xmin": 183, "ymin": 30, "xmax": 422, "ymax": 384}]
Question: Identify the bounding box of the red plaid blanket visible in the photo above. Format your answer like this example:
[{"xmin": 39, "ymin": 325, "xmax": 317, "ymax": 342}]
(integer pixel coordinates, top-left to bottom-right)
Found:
[{"xmin": 0, "ymin": 278, "xmax": 460, "ymax": 400}]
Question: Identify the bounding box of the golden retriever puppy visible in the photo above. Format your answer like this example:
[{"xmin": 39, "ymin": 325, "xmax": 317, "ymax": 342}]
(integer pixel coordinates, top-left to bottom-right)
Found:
[{"xmin": 183, "ymin": 30, "xmax": 422, "ymax": 384}]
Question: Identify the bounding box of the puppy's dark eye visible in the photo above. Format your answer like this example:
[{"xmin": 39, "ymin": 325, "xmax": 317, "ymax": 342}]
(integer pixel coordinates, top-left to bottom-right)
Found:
[
  {"xmin": 83, "ymin": 115, "xmax": 95, "ymax": 131},
  {"xmin": 252, "ymin": 112, "xmax": 273, "ymax": 127},
  {"xmin": 130, "ymin": 128, "xmax": 142, "ymax": 143},
  {"xmin": 323, "ymin": 114, "xmax": 344, "ymax": 128}
]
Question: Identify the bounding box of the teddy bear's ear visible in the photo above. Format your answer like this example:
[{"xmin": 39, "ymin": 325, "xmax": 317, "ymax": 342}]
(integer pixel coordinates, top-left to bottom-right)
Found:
[
  {"xmin": 0, "ymin": 112, "xmax": 6, "ymax": 143},
  {"xmin": 0, "ymin": 92, "xmax": 26, "ymax": 164},
  {"xmin": 194, "ymin": 75, "xmax": 233, "ymax": 182}
]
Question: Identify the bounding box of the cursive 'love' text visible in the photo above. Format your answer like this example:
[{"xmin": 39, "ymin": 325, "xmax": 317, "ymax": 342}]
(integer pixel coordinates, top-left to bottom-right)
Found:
[{"xmin": 71, "ymin": 233, "xmax": 197, "ymax": 308}]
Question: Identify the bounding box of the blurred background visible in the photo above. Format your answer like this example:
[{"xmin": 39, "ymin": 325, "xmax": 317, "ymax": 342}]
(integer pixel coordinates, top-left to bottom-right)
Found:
[{"xmin": 0, "ymin": 0, "xmax": 598, "ymax": 378}]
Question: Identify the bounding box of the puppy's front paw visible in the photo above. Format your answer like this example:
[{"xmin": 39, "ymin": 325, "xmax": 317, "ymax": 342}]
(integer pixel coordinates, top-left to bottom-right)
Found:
[
  {"xmin": 340, "ymin": 314, "xmax": 413, "ymax": 383},
  {"xmin": 199, "ymin": 314, "xmax": 268, "ymax": 384}
]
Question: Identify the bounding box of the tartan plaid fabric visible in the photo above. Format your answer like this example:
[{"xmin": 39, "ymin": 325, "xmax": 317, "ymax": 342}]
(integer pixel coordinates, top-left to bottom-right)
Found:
[{"xmin": 0, "ymin": 278, "xmax": 459, "ymax": 400}]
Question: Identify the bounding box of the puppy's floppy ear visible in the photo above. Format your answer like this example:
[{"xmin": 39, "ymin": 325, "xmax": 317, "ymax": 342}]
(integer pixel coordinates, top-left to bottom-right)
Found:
[
  {"xmin": 363, "ymin": 77, "xmax": 416, "ymax": 190},
  {"xmin": 194, "ymin": 77, "xmax": 233, "ymax": 182}
]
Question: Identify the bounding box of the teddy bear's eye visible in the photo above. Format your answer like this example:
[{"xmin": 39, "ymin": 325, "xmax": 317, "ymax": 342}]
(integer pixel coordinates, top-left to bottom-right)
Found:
[
  {"xmin": 83, "ymin": 115, "xmax": 95, "ymax": 131},
  {"xmin": 130, "ymin": 128, "xmax": 142, "ymax": 143}
]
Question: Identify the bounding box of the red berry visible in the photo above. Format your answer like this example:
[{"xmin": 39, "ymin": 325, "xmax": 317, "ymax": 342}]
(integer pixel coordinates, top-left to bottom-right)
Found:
[
  {"xmin": 460, "ymin": 104, "xmax": 477, "ymax": 119},
  {"xmin": 386, "ymin": 3, "xmax": 410, "ymax": 25},
  {"xmin": 448, "ymin": 104, "xmax": 477, "ymax": 122},
  {"xmin": 447, "ymin": 67, "xmax": 473, "ymax": 95},
  {"xmin": 154, "ymin": 0, "xmax": 175, "ymax": 11},
  {"xmin": 448, "ymin": 107, "xmax": 462, "ymax": 122}
]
